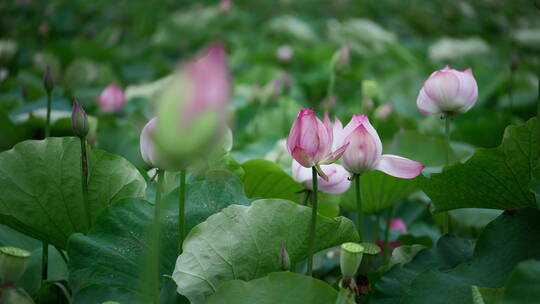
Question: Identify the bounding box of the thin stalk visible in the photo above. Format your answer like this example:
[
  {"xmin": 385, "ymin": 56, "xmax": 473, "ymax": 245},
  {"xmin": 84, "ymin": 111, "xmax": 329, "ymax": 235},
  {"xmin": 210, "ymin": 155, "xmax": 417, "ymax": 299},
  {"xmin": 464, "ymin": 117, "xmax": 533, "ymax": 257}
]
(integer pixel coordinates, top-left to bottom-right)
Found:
[
  {"xmin": 151, "ymin": 169, "xmax": 165, "ymax": 304},
  {"xmin": 45, "ymin": 91, "xmax": 51, "ymax": 137},
  {"xmin": 373, "ymin": 214, "xmax": 381, "ymax": 243},
  {"xmin": 354, "ymin": 175, "xmax": 363, "ymax": 242},
  {"xmin": 537, "ymin": 54, "xmax": 540, "ymax": 141},
  {"xmin": 301, "ymin": 191, "xmax": 310, "ymax": 206},
  {"xmin": 41, "ymin": 242, "xmax": 48, "ymax": 283},
  {"xmin": 54, "ymin": 245, "xmax": 68, "ymax": 264},
  {"xmin": 178, "ymin": 169, "xmax": 187, "ymax": 254},
  {"xmin": 443, "ymin": 116, "xmax": 451, "ymax": 234},
  {"xmin": 80, "ymin": 136, "xmax": 91, "ymax": 231},
  {"xmin": 382, "ymin": 206, "xmax": 394, "ymax": 262},
  {"xmin": 306, "ymin": 167, "xmax": 319, "ymax": 276}
]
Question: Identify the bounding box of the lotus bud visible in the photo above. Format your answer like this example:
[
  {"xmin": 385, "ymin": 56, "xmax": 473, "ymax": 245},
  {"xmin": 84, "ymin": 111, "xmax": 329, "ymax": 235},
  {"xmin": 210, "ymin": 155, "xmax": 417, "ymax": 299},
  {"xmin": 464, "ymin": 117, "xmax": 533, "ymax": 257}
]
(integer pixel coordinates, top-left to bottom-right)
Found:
[
  {"xmin": 331, "ymin": 43, "xmax": 350, "ymax": 72},
  {"xmin": 97, "ymin": 83, "xmax": 125, "ymax": 113},
  {"xmin": 43, "ymin": 66, "xmax": 54, "ymax": 93},
  {"xmin": 219, "ymin": 0, "xmax": 232, "ymax": 12},
  {"xmin": 0, "ymin": 246, "xmax": 31, "ymax": 283},
  {"xmin": 374, "ymin": 103, "xmax": 393, "ymax": 120},
  {"xmin": 286, "ymin": 109, "xmax": 348, "ymax": 170},
  {"xmin": 362, "ymin": 80, "xmax": 378, "ymax": 100},
  {"xmin": 279, "ymin": 244, "xmax": 290, "ymax": 271},
  {"xmin": 140, "ymin": 117, "xmax": 165, "ymax": 169},
  {"xmin": 71, "ymin": 98, "xmax": 89, "ymax": 138},
  {"xmin": 292, "ymin": 160, "xmax": 351, "ymax": 194},
  {"xmin": 277, "ymin": 45, "xmax": 294, "ymax": 63},
  {"xmin": 416, "ymin": 65, "xmax": 478, "ymax": 115},
  {"xmin": 340, "ymin": 115, "xmax": 424, "ymax": 178},
  {"xmin": 154, "ymin": 43, "xmax": 230, "ymax": 170},
  {"xmin": 340, "ymin": 242, "xmax": 364, "ymax": 278},
  {"xmin": 390, "ymin": 218, "xmax": 408, "ymax": 233}
]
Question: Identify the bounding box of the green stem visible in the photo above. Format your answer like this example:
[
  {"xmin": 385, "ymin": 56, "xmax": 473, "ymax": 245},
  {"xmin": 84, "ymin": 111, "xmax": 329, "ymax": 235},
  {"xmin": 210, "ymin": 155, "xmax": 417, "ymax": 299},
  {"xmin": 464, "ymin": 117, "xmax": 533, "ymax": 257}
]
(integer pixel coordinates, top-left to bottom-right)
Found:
[
  {"xmin": 373, "ymin": 214, "xmax": 381, "ymax": 243},
  {"xmin": 152, "ymin": 169, "xmax": 165, "ymax": 304},
  {"xmin": 80, "ymin": 136, "xmax": 91, "ymax": 231},
  {"xmin": 41, "ymin": 242, "xmax": 48, "ymax": 283},
  {"xmin": 537, "ymin": 53, "xmax": 540, "ymax": 141},
  {"xmin": 354, "ymin": 175, "xmax": 363, "ymax": 242},
  {"xmin": 178, "ymin": 169, "xmax": 187, "ymax": 254},
  {"xmin": 306, "ymin": 167, "xmax": 319, "ymax": 276},
  {"xmin": 54, "ymin": 245, "xmax": 68, "ymax": 264},
  {"xmin": 382, "ymin": 206, "xmax": 394, "ymax": 262},
  {"xmin": 443, "ymin": 115, "xmax": 451, "ymax": 234},
  {"xmin": 45, "ymin": 92, "xmax": 51, "ymax": 137}
]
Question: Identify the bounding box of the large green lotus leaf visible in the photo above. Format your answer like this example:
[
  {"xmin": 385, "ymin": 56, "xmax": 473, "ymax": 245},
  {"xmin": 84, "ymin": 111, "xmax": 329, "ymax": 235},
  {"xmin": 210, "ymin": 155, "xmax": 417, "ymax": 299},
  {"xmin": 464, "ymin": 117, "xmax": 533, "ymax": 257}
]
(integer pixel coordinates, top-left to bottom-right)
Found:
[
  {"xmin": 0, "ymin": 137, "xmax": 146, "ymax": 248},
  {"xmin": 420, "ymin": 118, "xmax": 538, "ymax": 212},
  {"xmin": 241, "ymin": 159, "xmax": 303, "ymax": 202},
  {"xmin": 372, "ymin": 235, "xmax": 473, "ymax": 304},
  {"xmin": 497, "ymin": 260, "xmax": 540, "ymax": 304},
  {"xmin": 68, "ymin": 171, "xmax": 248, "ymax": 303},
  {"xmin": 339, "ymin": 170, "xmax": 418, "ymax": 214},
  {"xmin": 206, "ymin": 272, "xmax": 349, "ymax": 304},
  {"xmin": 529, "ymin": 160, "xmax": 540, "ymax": 208},
  {"xmin": 172, "ymin": 199, "xmax": 359, "ymax": 303}
]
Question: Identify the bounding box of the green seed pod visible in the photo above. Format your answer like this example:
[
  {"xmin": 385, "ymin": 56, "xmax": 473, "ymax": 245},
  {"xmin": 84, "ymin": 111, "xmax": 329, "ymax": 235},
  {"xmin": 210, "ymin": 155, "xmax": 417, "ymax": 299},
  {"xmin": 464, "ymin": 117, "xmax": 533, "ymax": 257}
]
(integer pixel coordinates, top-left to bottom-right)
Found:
[
  {"xmin": 357, "ymin": 242, "xmax": 381, "ymax": 275},
  {"xmin": 340, "ymin": 242, "xmax": 364, "ymax": 278},
  {"xmin": 0, "ymin": 246, "xmax": 31, "ymax": 283}
]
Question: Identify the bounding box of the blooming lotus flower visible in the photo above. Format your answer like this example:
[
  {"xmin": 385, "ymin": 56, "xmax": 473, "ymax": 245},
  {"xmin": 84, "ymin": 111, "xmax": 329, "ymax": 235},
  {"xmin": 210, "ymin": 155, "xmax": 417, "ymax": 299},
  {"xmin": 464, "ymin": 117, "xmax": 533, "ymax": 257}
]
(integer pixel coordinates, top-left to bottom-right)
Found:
[
  {"xmin": 286, "ymin": 109, "xmax": 348, "ymax": 170},
  {"xmin": 337, "ymin": 115, "xmax": 424, "ymax": 178},
  {"xmin": 140, "ymin": 117, "xmax": 163, "ymax": 169},
  {"xmin": 154, "ymin": 43, "xmax": 230, "ymax": 169},
  {"xmin": 390, "ymin": 218, "xmax": 408, "ymax": 233},
  {"xmin": 97, "ymin": 84, "xmax": 125, "ymax": 113},
  {"xmin": 292, "ymin": 160, "xmax": 351, "ymax": 194},
  {"xmin": 416, "ymin": 65, "xmax": 478, "ymax": 115}
]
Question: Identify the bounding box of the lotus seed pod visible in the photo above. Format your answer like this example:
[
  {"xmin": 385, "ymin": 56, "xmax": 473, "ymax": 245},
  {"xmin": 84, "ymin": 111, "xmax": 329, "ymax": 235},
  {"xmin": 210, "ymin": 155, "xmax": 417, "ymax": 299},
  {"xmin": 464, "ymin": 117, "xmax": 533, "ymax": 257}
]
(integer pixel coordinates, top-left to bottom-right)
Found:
[
  {"xmin": 0, "ymin": 246, "xmax": 31, "ymax": 283},
  {"xmin": 340, "ymin": 242, "xmax": 364, "ymax": 278}
]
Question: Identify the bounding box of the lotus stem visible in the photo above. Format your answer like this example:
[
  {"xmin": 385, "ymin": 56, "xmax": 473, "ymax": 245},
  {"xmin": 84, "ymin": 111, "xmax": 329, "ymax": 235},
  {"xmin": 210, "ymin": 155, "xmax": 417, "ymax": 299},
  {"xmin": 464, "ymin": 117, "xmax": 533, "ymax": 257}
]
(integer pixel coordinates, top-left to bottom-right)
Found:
[
  {"xmin": 178, "ymin": 169, "xmax": 187, "ymax": 254},
  {"xmin": 354, "ymin": 175, "xmax": 363, "ymax": 242},
  {"xmin": 306, "ymin": 166, "xmax": 319, "ymax": 276}
]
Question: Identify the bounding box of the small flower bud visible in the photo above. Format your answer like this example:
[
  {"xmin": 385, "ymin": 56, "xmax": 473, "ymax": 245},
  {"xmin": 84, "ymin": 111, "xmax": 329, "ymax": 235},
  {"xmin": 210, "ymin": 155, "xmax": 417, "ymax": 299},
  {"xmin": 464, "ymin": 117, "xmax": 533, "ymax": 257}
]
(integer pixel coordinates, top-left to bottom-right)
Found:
[
  {"xmin": 374, "ymin": 103, "xmax": 393, "ymax": 121},
  {"xmin": 43, "ymin": 66, "xmax": 54, "ymax": 93},
  {"xmin": 279, "ymin": 244, "xmax": 290, "ymax": 271},
  {"xmin": 340, "ymin": 242, "xmax": 364, "ymax": 278},
  {"xmin": 71, "ymin": 98, "xmax": 89, "ymax": 138},
  {"xmin": 331, "ymin": 43, "xmax": 350, "ymax": 73},
  {"xmin": 0, "ymin": 246, "xmax": 31, "ymax": 283},
  {"xmin": 277, "ymin": 45, "xmax": 294, "ymax": 63}
]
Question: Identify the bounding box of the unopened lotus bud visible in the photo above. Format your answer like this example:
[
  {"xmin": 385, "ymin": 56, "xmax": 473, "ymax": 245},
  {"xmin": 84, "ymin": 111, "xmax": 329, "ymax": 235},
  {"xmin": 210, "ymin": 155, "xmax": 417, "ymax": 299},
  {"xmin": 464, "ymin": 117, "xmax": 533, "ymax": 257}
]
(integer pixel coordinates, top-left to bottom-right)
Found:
[
  {"xmin": 362, "ymin": 80, "xmax": 378, "ymax": 100},
  {"xmin": 277, "ymin": 45, "xmax": 294, "ymax": 63},
  {"xmin": 374, "ymin": 103, "xmax": 393, "ymax": 120},
  {"xmin": 219, "ymin": 0, "xmax": 232, "ymax": 12},
  {"xmin": 0, "ymin": 246, "xmax": 31, "ymax": 283},
  {"xmin": 43, "ymin": 66, "xmax": 54, "ymax": 93},
  {"xmin": 340, "ymin": 242, "xmax": 364, "ymax": 278},
  {"xmin": 71, "ymin": 98, "xmax": 89, "ymax": 138},
  {"xmin": 97, "ymin": 83, "xmax": 125, "ymax": 113},
  {"xmin": 331, "ymin": 44, "xmax": 350, "ymax": 73},
  {"xmin": 279, "ymin": 244, "xmax": 290, "ymax": 271}
]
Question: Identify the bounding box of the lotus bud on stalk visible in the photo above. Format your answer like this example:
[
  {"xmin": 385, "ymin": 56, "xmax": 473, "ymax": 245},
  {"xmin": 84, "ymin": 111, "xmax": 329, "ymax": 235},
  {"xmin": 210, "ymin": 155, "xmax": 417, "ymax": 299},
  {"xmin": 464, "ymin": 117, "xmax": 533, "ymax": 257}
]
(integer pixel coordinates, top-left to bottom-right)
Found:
[
  {"xmin": 286, "ymin": 109, "xmax": 349, "ymax": 179},
  {"xmin": 0, "ymin": 247, "xmax": 31, "ymax": 283},
  {"xmin": 71, "ymin": 99, "xmax": 89, "ymax": 138},
  {"xmin": 154, "ymin": 43, "xmax": 230, "ymax": 170},
  {"xmin": 331, "ymin": 43, "xmax": 350, "ymax": 73},
  {"xmin": 279, "ymin": 244, "xmax": 291, "ymax": 271},
  {"xmin": 292, "ymin": 160, "xmax": 351, "ymax": 194},
  {"xmin": 140, "ymin": 117, "xmax": 165, "ymax": 169},
  {"xmin": 416, "ymin": 65, "xmax": 478, "ymax": 116},
  {"xmin": 97, "ymin": 83, "xmax": 125, "ymax": 113},
  {"xmin": 374, "ymin": 103, "xmax": 393, "ymax": 121},
  {"xmin": 43, "ymin": 66, "xmax": 54, "ymax": 94},
  {"xmin": 219, "ymin": 0, "xmax": 232, "ymax": 12}
]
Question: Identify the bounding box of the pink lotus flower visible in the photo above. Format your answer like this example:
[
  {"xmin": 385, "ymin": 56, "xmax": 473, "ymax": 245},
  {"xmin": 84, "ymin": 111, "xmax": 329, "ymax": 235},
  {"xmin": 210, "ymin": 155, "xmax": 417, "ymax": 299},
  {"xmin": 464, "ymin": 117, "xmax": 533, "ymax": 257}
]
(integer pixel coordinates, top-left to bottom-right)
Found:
[
  {"xmin": 140, "ymin": 117, "xmax": 163, "ymax": 169},
  {"xmin": 286, "ymin": 109, "xmax": 348, "ymax": 170},
  {"xmin": 97, "ymin": 84, "xmax": 125, "ymax": 113},
  {"xmin": 336, "ymin": 114, "xmax": 424, "ymax": 178},
  {"xmin": 292, "ymin": 160, "xmax": 351, "ymax": 194},
  {"xmin": 416, "ymin": 65, "xmax": 478, "ymax": 115},
  {"xmin": 390, "ymin": 218, "xmax": 408, "ymax": 233}
]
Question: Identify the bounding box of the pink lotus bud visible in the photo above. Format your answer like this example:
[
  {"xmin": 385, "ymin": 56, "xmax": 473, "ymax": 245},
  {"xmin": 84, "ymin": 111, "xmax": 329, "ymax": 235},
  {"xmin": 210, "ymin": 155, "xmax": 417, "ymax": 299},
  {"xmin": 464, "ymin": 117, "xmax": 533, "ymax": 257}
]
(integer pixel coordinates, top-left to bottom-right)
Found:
[
  {"xmin": 71, "ymin": 98, "xmax": 89, "ymax": 138},
  {"xmin": 219, "ymin": 0, "xmax": 232, "ymax": 12},
  {"xmin": 43, "ymin": 66, "xmax": 53, "ymax": 93},
  {"xmin": 279, "ymin": 244, "xmax": 290, "ymax": 271},
  {"xmin": 97, "ymin": 84, "xmax": 125, "ymax": 113},
  {"xmin": 390, "ymin": 218, "xmax": 407, "ymax": 233},
  {"xmin": 276, "ymin": 45, "xmax": 294, "ymax": 63},
  {"xmin": 286, "ymin": 109, "xmax": 348, "ymax": 168},
  {"xmin": 140, "ymin": 117, "xmax": 163, "ymax": 169},
  {"xmin": 374, "ymin": 103, "xmax": 393, "ymax": 120},
  {"xmin": 416, "ymin": 65, "xmax": 478, "ymax": 115},
  {"xmin": 331, "ymin": 43, "xmax": 350, "ymax": 72},
  {"xmin": 339, "ymin": 115, "xmax": 424, "ymax": 178},
  {"xmin": 292, "ymin": 160, "xmax": 351, "ymax": 194},
  {"xmin": 154, "ymin": 43, "xmax": 230, "ymax": 169}
]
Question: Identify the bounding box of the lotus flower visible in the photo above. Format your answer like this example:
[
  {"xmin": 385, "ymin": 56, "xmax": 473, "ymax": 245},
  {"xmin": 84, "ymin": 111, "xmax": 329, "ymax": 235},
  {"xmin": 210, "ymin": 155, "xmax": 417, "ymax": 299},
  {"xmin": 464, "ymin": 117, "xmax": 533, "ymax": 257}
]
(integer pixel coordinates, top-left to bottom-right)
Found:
[
  {"xmin": 336, "ymin": 115, "xmax": 424, "ymax": 178},
  {"xmin": 97, "ymin": 84, "xmax": 125, "ymax": 113},
  {"xmin": 140, "ymin": 117, "xmax": 164, "ymax": 169},
  {"xmin": 154, "ymin": 43, "xmax": 230, "ymax": 169},
  {"xmin": 416, "ymin": 65, "xmax": 478, "ymax": 115},
  {"xmin": 390, "ymin": 218, "xmax": 408, "ymax": 233},
  {"xmin": 286, "ymin": 109, "xmax": 348, "ymax": 170},
  {"xmin": 292, "ymin": 160, "xmax": 351, "ymax": 194}
]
